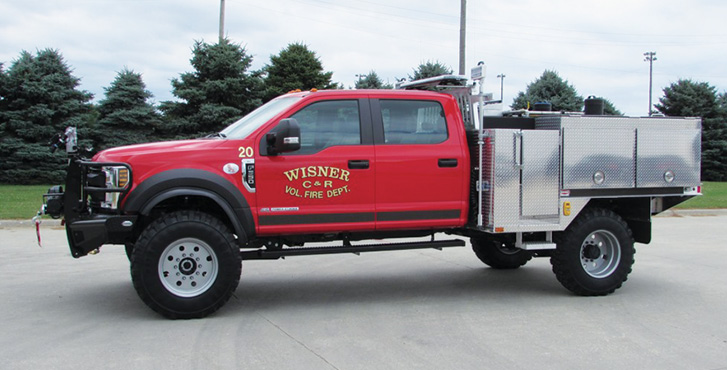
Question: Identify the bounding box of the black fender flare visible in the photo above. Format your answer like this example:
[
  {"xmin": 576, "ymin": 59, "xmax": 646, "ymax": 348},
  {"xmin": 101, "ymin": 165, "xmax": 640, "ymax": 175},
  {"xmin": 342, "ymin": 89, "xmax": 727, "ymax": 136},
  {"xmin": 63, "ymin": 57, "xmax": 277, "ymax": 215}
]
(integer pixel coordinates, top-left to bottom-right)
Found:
[{"xmin": 123, "ymin": 169, "xmax": 254, "ymax": 239}]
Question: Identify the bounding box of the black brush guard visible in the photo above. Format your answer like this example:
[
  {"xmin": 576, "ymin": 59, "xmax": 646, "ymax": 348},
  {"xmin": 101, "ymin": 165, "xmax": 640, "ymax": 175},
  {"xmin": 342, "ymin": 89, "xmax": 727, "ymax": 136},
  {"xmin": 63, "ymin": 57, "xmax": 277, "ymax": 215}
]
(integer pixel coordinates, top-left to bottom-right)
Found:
[{"xmin": 44, "ymin": 158, "xmax": 136, "ymax": 257}]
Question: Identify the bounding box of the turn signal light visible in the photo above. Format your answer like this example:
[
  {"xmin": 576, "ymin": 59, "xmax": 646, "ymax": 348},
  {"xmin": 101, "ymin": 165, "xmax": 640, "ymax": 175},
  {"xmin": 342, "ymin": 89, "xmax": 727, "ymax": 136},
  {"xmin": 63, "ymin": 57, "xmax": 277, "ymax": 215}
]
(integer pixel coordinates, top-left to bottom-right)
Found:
[{"xmin": 118, "ymin": 169, "xmax": 129, "ymax": 188}]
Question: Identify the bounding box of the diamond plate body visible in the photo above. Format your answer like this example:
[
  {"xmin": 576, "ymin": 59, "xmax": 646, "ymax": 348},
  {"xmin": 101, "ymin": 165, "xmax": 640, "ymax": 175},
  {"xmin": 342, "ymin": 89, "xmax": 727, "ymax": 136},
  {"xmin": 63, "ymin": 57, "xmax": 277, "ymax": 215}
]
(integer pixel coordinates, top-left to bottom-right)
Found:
[
  {"xmin": 478, "ymin": 115, "xmax": 700, "ymax": 233},
  {"xmin": 521, "ymin": 130, "xmax": 560, "ymax": 217},
  {"xmin": 482, "ymin": 129, "xmax": 560, "ymax": 232},
  {"xmin": 535, "ymin": 115, "xmax": 701, "ymax": 190},
  {"xmin": 637, "ymin": 128, "xmax": 701, "ymax": 187},
  {"xmin": 562, "ymin": 127, "xmax": 636, "ymax": 189}
]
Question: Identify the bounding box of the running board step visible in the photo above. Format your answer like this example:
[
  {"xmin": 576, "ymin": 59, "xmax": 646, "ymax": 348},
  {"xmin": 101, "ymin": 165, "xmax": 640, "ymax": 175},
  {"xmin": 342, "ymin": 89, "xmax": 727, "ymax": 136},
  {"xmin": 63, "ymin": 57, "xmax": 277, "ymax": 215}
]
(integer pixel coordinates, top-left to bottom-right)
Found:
[
  {"xmin": 240, "ymin": 239, "xmax": 465, "ymax": 260},
  {"xmin": 518, "ymin": 242, "xmax": 557, "ymax": 251}
]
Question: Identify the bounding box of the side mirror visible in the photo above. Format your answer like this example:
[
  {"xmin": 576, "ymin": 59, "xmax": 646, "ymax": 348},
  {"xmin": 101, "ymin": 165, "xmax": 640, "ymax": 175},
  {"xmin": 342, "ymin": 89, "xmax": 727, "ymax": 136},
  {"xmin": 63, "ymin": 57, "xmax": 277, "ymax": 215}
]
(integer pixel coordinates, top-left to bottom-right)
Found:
[{"xmin": 266, "ymin": 118, "xmax": 301, "ymax": 155}]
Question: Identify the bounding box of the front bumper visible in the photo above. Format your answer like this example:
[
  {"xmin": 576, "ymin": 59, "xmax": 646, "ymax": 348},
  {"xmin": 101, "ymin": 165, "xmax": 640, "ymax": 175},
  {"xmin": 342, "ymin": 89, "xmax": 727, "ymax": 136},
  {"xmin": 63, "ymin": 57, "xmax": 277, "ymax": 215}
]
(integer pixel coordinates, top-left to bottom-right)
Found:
[
  {"xmin": 65, "ymin": 215, "xmax": 138, "ymax": 257},
  {"xmin": 43, "ymin": 158, "xmax": 135, "ymax": 258}
]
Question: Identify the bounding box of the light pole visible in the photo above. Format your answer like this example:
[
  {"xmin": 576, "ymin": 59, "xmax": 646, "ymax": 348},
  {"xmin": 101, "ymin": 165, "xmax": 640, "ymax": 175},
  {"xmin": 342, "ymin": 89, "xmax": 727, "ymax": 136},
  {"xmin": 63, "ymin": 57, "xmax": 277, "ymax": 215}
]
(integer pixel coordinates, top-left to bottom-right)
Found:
[
  {"xmin": 496, "ymin": 74, "xmax": 506, "ymax": 101},
  {"xmin": 644, "ymin": 51, "xmax": 657, "ymax": 116},
  {"xmin": 219, "ymin": 0, "xmax": 226, "ymax": 42},
  {"xmin": 459, "ymin": 0, "xmax": 466, "ymax": 75}
]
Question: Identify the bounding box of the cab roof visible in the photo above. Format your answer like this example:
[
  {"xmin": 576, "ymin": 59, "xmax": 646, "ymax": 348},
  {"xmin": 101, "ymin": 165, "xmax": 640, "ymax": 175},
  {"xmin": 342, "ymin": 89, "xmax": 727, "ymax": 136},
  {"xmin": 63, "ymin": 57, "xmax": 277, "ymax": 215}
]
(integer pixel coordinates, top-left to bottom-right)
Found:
[{"xmin": 283, "ymin": 89, "xmax": 454, "ymax": 100}]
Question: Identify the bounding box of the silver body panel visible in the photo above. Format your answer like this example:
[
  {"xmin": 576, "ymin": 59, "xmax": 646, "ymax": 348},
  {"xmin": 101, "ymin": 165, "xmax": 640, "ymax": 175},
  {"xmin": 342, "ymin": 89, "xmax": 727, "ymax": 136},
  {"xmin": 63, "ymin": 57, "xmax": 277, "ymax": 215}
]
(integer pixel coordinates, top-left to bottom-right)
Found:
[
  {"xmin": 521, "ymin": 130, "xmax": 560, "ymax": 217},
  {"xmin": 562, "ymin": 127, "xmax": 636, "ymax": 189},
  {"xmin": 636, "ymin": 128, "xmax": 701, "ymax": 187},
  {"xmin": 537, "ymin": 115, "xmax": 701, "ymax": 190},
  {"xmin": 479, "ymin": 116, "xmax": 701, "ymax": 234},
  {"xmin": 482, "ymin": 129, "xmax": 561, "ymax": 233}
]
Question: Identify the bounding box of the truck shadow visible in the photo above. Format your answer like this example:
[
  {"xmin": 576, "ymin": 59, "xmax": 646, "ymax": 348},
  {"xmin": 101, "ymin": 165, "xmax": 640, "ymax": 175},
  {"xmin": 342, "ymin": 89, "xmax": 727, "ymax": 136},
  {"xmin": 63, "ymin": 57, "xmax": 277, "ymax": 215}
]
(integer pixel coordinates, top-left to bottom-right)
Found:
[
  {"xmin": 228, "ymin": 264, "xmax": 565, "ymax": 312},
  {"xmin": 70, "ymin": 262, "xmax": 601, "ymax": 320}
]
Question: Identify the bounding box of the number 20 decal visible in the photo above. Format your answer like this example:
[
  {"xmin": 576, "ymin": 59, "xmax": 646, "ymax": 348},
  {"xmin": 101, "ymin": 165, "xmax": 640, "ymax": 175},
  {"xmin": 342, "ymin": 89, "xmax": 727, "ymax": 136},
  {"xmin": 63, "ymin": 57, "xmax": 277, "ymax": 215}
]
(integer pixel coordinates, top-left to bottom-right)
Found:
[{"xmin": 238, "ymin": 146, "xmax": 254, "ymax": 158}]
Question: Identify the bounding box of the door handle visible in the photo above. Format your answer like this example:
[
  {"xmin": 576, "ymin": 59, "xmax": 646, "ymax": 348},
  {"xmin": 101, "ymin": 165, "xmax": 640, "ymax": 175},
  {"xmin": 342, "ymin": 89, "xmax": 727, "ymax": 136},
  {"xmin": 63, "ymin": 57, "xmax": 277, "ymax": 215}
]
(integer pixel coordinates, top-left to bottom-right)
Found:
[
  {"xmin": 348, "ymin": 160, "xmax": 370, "ymax": 169},
  {"xmin": 513, "ymin": 131, "xmax": 523, "ymax": 169},
  {"xmin": 438, "ymin": 158, "xmax": 458, "ymax": 168}
]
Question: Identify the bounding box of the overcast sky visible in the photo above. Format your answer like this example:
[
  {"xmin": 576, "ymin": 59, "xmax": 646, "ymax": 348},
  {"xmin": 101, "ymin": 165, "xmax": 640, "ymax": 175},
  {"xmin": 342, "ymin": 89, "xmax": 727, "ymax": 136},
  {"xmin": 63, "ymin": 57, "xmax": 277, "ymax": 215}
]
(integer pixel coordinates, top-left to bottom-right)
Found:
[{"xmin": 1, "ymin": 0, "xmax": 725, "ymax": 116}]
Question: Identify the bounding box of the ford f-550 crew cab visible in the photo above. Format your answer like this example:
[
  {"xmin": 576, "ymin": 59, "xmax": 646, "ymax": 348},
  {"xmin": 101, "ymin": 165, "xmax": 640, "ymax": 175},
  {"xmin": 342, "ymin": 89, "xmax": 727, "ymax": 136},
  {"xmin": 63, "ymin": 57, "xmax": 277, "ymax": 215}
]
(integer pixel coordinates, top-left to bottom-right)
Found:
[{"xmin": 40, "ymin": 71, "xmax": 702, "ymax": 319}]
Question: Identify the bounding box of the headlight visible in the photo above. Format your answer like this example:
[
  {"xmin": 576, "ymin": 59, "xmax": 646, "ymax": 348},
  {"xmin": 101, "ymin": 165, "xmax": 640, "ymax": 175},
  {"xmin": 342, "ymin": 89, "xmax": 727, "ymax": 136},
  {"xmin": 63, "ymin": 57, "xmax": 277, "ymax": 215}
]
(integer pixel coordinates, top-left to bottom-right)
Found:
[{"xmin": 101, "ymin": 166, "xmax": 130, "ymax": 209}]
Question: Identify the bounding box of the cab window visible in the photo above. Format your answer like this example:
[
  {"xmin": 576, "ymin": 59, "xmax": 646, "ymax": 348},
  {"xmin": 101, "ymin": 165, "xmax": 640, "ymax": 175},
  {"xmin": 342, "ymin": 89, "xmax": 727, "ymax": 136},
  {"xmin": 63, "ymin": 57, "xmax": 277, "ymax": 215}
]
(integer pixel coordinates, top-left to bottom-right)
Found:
[
  {"xmin": 290, "ymin": 100, "xmax": 361, "ymax": 154},
  {"xmin": 380, "ymin": 100, "xmax": 448, "ymax": 144}
]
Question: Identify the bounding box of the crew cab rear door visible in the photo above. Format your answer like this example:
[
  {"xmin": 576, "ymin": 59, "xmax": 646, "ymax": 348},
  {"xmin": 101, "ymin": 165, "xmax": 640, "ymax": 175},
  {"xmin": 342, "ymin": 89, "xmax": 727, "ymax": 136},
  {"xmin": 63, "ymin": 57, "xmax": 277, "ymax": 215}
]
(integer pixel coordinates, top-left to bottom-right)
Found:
[
  {"xmin": 254, "ymin": 98, "xmax": 376, "ymax": 235},
  {"xmin": 370, "ymin": 97, "xmax": 468, "ymax": 230}
]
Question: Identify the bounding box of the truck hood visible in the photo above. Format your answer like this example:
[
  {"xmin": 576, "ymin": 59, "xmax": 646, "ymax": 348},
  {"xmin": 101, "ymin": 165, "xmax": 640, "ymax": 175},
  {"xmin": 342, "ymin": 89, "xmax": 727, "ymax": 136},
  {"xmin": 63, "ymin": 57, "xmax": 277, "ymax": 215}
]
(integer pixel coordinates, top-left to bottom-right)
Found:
[{"xmin": 94, "ymin": 139, "xmax": 226, "ymax": 163}]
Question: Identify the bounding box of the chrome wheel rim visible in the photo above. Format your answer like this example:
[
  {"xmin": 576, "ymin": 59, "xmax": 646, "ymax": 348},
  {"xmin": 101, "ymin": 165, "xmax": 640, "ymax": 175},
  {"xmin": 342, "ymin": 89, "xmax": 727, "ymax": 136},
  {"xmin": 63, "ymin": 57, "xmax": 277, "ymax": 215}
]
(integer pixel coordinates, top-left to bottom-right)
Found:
[
  {"xmin": 580, "ymin": 229, "xmax": 621, "ymax": 278},
  {"xmin": 158, "ymin": 238, "xmax": 218, "ymax": 297}
]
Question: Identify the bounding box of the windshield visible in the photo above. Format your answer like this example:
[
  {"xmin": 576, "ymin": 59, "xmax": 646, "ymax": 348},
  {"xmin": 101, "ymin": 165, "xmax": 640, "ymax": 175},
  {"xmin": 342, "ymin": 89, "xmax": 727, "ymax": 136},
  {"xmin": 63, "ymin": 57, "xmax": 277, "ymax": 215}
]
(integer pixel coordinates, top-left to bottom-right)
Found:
[{"xmin": 221, "ymin": 96, "xmax": 302, "ymax": 139}]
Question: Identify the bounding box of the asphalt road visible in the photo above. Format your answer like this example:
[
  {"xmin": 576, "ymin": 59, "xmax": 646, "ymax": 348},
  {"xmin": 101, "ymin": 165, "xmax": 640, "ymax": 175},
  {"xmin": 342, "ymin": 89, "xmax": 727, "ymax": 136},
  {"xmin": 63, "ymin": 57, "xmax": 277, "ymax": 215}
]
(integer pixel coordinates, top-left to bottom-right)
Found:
[{"xmin": 1, "ymin": 214, "xmax": 726, "ymax": 370}]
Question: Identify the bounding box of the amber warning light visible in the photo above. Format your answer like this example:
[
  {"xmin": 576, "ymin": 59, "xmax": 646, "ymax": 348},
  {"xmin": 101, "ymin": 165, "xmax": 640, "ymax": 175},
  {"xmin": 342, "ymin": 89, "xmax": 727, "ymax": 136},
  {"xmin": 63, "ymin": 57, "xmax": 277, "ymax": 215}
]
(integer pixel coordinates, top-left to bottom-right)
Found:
[{"xmin": 118, "ymin": 169, "xmax": 129, "ymax": 188}]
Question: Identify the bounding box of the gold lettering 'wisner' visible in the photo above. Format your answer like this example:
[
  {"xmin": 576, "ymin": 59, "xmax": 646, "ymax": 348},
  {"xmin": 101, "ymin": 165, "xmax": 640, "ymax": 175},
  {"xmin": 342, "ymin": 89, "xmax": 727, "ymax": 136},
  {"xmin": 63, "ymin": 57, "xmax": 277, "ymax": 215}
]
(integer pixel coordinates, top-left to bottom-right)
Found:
[{"xmin": 283, "ymin": 166, "xmax": 350, "ymax": 182}]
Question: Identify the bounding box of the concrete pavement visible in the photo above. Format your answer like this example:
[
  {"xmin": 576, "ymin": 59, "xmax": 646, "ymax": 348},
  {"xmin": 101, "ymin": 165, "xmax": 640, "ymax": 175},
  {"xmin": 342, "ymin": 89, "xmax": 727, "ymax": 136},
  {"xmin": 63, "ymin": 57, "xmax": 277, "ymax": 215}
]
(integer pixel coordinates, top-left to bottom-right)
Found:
[{"xmin": 0, "ymin": 214, "xmax": 726, "ymax": 369}]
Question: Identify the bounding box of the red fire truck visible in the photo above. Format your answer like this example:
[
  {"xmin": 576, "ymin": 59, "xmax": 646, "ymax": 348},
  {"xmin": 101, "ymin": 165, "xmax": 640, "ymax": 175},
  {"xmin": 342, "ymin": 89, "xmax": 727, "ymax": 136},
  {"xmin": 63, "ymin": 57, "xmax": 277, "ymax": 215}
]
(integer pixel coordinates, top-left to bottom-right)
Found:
[{"xmin": 41, "ymin": 68, "xmax": 702, "ymax": 319}]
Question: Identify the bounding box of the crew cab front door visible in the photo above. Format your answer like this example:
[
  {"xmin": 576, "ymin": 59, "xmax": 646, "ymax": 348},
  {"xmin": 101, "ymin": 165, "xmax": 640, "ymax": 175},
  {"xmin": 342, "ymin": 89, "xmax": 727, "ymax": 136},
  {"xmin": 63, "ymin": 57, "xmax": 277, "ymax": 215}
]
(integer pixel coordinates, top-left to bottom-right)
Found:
[{"xmin": 255, "ymin": 98, "xmax": 376, "ymax": 235}]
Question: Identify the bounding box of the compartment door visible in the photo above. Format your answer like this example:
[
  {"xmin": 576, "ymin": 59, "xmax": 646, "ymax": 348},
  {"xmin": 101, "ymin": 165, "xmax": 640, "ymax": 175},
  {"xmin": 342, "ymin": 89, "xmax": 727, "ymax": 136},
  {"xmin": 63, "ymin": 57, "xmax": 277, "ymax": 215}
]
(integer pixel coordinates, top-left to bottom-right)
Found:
[{"xmin": 520, "ymin": 130, "xmax": 560, "ymax": 218}]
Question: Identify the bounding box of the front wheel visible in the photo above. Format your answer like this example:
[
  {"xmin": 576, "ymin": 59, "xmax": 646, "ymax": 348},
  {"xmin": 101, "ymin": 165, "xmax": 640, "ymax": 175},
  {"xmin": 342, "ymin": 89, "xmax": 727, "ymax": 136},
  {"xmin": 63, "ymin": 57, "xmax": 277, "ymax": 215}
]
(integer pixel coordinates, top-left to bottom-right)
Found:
[
  {"xmin": 130, "ymin": 211, "xmax": 242, "ymax": 319},
  {"xmin": 551, "ymin": 208, "xmax": 635, "ymax": 296}
]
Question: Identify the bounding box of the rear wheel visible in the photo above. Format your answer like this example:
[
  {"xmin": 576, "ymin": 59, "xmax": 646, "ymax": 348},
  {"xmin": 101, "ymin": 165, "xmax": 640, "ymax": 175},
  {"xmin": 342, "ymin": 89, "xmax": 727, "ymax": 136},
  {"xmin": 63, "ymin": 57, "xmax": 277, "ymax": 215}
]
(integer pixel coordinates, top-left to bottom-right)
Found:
[
  {"xmin": 471, "ymin": 236, "xmax": 532, "ymax": 269},
  {"xmin": 551, "ymin": 208, "xmax": 635, "ymax": 296},
  {"xmin": 130, "ymin": 211, "xmax": 242, "ymax": 319}
]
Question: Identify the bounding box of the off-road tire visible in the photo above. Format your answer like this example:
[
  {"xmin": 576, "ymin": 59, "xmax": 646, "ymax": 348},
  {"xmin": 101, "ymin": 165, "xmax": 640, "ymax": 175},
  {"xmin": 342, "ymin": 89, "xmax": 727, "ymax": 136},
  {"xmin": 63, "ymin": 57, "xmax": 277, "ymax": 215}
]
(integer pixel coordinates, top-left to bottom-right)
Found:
[
  {"xmin": 130, "ymin": 211, "xmax": 241, "ymax": 319},
  {"xmin": 471, "ymin": 237, "xmax": 532, "ymax": 269},
  {"xmin": 551, "ymin": 208, "xmax": 635, "ymax": 296},
  {"xmin": 124, "ymin": 243, "xmax": 134, "ymax": 261}
]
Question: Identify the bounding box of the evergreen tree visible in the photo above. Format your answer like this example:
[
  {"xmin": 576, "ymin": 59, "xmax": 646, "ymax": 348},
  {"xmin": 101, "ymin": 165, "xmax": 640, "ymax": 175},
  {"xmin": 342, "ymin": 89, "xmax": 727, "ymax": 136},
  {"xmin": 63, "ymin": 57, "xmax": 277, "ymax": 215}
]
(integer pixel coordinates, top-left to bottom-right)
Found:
[
  {"xmin": 263, "ymin": 43, "xmax": 337, "ymax": 102},
  {"xmin": 701, "ymin": 117, "xmax": 727, "ymax": 181},
  {"xmin": 583, "ymin": 96, "xmax": 622, "ymax": 115},
  {"xmin": 655, "ymin": 79, "xmax": 720, "ymax": 117},
  {"xmin": 602, "ymin": 98, "xmax": 623, "ymax": 116},
  {"xmin": 160, "ymin": 38, "xmax": 263, "ymax": 137},
  {"xmin": 409, "ymin": 61, "xmax": 453, "ymax": 80},
  {"xmin": 511, "ymin": 70, "xmax": 583, "ymax": 112},
  {"xmin": 355, "ymin": 71, "xmax": 393, "ymax": 89},
  {"xmin": 94, "ymin": 68, "xmax": 162, "ymax": 150},
  {"xmin": 0, "ymin": 49, "xmax": 92, "ymax": 184},
  {"xmin": 0, "ymin": 63, "xmax": 6, "ymax": 105},
  {"xmin": 655, "ymin": 79, "xmax": 727, "ymax": 181}
]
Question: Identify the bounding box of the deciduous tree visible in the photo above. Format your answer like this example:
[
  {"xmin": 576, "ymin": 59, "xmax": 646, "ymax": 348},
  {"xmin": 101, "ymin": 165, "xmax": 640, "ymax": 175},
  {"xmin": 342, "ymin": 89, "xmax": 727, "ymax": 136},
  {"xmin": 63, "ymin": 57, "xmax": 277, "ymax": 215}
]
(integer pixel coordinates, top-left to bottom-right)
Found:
[
  {"xmin": 409, "ymin": 61, "xmax": 453, "ymax": 80},
  {"xmin": 511, "ymin": 70, "xmax": 583, "ymax": 112}
]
